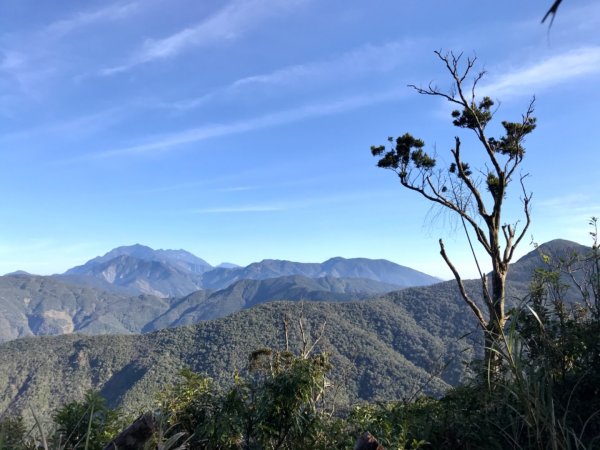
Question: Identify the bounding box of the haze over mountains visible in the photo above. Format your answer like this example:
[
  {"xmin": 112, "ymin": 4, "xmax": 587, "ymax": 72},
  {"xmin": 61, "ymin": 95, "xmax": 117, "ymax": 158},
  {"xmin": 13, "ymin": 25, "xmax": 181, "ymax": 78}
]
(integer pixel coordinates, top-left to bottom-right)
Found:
[
  {"xmin": 59, "ymin": 244, "xmax": 440, "ymax": 297},
  {"xmin": 0, "ymin": 244, "xmax": 440, "ymax": 342},
  {"xmin": 0, "ymin": 239, "xmax": 591, "ymax": 419}
]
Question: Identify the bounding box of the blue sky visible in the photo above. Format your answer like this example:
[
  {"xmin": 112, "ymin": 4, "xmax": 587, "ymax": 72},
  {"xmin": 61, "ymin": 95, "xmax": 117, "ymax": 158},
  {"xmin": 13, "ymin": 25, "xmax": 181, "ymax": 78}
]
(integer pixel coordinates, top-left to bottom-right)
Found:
[{"xmin": 0, "ymin": 0, "xmax": 599, "ymax": 278}]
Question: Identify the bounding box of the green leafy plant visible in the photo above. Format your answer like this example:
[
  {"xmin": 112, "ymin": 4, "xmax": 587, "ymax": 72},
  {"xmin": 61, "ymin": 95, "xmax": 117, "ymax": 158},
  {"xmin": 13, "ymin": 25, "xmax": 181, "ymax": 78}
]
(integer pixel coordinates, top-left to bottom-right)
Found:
[{"xmin": 52, "ymin": 391, "xmax": 120, "ymax": 450}]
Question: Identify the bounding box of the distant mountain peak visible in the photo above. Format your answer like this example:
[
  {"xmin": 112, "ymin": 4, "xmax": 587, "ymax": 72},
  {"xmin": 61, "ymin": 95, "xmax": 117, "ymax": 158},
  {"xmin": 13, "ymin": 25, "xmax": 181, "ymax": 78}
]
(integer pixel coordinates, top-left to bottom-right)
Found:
[
  {"xmin": 4, "ymin": 270, "xmax": 32, "ymax": 276},
  {"xmin": 217, "ymin": 262, "xmax": 240, "ymax": 269},
  {"xmin": 75, "ymin": 244, "xmax": 212, "ymax": 268},
  {"xmin": 201, "ymin": 256, "xmax": 441, "ymax": 290},
  {"xmin": 516, "ymin": 239, "xmax": 589, "ymax": 264},
  {"xmin": 122, "ymin": 243, "xmax": 152, "ymax": 250},
  {"xmin": 323, "ymin": 256, "xmax": 347, "ymax": 263},
  {"xmin": 323, "ymin": 256, "xmax": 384, "ymax": 263},
  {"xmin": 63, "ymin": 244, "xmax": 213, "ymax": 297},
  {"xmin": 538, "ymin": 238, "xmax": 586, "ymax": 249}
]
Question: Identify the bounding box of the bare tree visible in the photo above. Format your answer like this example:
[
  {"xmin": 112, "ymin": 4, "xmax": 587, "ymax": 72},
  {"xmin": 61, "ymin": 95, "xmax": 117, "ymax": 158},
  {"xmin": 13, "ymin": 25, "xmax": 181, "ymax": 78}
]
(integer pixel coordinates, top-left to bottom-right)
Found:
[{"xmin": 371, "ymin": 51, "xmax": 536, "ymax": 368}]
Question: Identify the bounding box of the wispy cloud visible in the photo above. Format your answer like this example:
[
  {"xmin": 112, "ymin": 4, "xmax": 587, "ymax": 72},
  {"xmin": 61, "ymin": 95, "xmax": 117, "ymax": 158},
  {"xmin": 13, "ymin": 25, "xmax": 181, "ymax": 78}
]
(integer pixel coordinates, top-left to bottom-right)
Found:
[
  {"xmin": 187, "ymin": 190, "xmax": 393, "ymax": 215},
  {"xmin": 42, "ymin": 2, "xmax": 140, "ymax": 38},
  {"xmin": 536, "ymin": 193, "xmax": 600, "ymax": 234},
  {"xmin": 549, "ymin": 1, "xmax": 600, "ymax": 33},
  {"xmin": 0, "ymin": 105, "xmax": 127, "ymax": 143},
  {"xmin": 75, "ymin": 88, "xmax": 406, "ymax": 161},
  {"xmin": 216, "ymin": 186, "xmax": 256, "ymax": 193},
  {"xmin": 168, "ymin": 41, "xmax": 412, "ymax": 110},
  {"xmin": 0, "ymin": 2, "xmax": 141, "ymax": 97},
  {"xmin": 134, "ymin": 182, "xmax": 257, "ymax": 196},
  {"xmin": 538, "ymin": 193, "xmax": 591, "ymax": 209},
  {"xmin": 0, "ymin": 51, "xmax": 26, "ymax": 72},
  {"xmin": 190, "ymin": 205, "xmax": 286, "ymax": 214},
  {"xmin": 483, "ymin": 46, "xmax": 600, "ymax": 98},
  {"xmin": 102, "ymin": 0, "xmax": 309, "ymax": 75}
]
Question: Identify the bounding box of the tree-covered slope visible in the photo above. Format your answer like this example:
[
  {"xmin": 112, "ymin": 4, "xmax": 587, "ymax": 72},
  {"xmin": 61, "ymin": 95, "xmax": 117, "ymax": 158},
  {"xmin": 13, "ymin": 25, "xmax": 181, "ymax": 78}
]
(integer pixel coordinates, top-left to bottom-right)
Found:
[
  {"xmin": 146, "ymin": 275, "xmax": 400, "ymax": 329},
  {"xmin": 0, "ymin": 273, "xmax": 402, "ymax": 342},
  {"xmin": 0, "ymin": 297, "xmax": 473, "ymax": 419},
  {"xmin": 0, "ymin": 274, "xmax": 172, "ymax": 342}
]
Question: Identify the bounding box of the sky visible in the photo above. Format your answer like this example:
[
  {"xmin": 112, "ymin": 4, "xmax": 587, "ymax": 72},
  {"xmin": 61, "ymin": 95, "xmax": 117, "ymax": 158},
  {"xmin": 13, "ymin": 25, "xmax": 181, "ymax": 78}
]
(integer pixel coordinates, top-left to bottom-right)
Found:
[{"xmin": 0, "ymin": 0, "xmax": 599, "ymax": 278}]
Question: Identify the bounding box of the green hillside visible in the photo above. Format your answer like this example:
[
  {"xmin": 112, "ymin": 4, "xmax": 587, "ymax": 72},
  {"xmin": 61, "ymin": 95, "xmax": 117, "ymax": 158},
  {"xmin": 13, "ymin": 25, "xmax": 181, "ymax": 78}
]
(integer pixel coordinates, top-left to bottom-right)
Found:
[
  {"xmin": 0, "ymin": 295, "xmax": 473, "ymax": 419},
  {"xmin": 0, "ymin": 273, "xmax": 402, "ymax": 342},
  {"xmin": 146, "ymin": 275, "xmax": 400, "ymax": 329},
  {"xmin": 0, "ymin": 274, "xmax": 172, "ymax": 342}
]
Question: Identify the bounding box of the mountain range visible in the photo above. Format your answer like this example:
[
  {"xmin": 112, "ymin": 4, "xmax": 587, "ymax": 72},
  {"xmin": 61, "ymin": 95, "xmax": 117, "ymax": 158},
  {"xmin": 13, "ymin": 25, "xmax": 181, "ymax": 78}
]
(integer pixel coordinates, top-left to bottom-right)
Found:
[
  {"xmin": 0, "ymin": 239, "xmax": 591, "ymax": 420},
  {"xmin": 199, "ymin": 256, "xmax": 439, "ymax": 291},
  {"xmin": 0, "ymin": 245, "xmax": 440, "ymax": 342},
  {"xmin": 57, "ymin": 244, "xmax": 440, "ymax": 297}
]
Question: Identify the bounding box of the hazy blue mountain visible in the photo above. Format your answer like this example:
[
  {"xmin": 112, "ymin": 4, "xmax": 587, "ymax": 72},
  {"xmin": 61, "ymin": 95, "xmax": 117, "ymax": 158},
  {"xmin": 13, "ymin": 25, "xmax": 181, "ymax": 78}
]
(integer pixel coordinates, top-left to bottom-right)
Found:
[
  {"xmin": 217, "ymin": 262, "xmax": 241, "ymax": 269},
  {"xmin": 54, "ymin": 272, "xmax": 139, "ymax": 296},
  {"xmin": 72, "ymin": 244, "xmax": 212, "ymax": 274},
  {"xmin": 506, "ymin": 239, "xmax": 590, "ymax": 284},
  {"xmin": 321, "ymin": 257, "xmax": 439, "ymax": 286},
  {"xmin": 201, "ymin": 260, "xmax": 321, "ymax": 289},
  {"xmin": 63, "ymin": 244, "xmax": 213, "ymax": 297},
  {"xmin": 3, "ymin": 270, "xmax": 31, "ymax": 276},
  {"xmin": 201, "ymin": 257, "xmax": 441, "ymax": 290},
  {"xmin": 61, "ymin": 245, "xmax": 441, "ymax": 297},
  {"xmin": 67, "ymin": 254, "xmax": 202, "ymax": 298}
]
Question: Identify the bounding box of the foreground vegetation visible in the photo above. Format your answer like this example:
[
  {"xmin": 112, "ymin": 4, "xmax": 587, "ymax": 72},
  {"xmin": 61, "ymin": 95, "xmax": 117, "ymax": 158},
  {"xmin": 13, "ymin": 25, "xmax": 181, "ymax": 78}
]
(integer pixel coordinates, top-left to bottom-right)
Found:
[{"xmin": 0, "ymin": 234, "xmax": 598, "ymax": 449}]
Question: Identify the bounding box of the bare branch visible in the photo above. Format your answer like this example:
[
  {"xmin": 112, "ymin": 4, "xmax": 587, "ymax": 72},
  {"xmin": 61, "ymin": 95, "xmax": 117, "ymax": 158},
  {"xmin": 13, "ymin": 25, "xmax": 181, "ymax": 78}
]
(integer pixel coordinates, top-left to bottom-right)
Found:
[
  {"xmin": 452, "ymin": 137, "xmax": 490, "ymax": 221},
  {"xmin": 506, "ymin": 175, "xmax": 533, "ymax": 263},
  {"xmin": 439, "ymin": 239, "xmax": 488, "ymax": 330},
  {"xmin": 471, "ymin": 70, "xmax": 486, "ymax": 105},
  {"xmin": 399, "ymin": 171, "xmax": 491, "ymax": 254},
  {"xmin": 305, "ymin": 321, "xmax": 327, "ymax": 358},
  {"xmin": 283, "ymin": 316, "xmax": 290, "ymax": 352},
  {"xmin": 296, "ymin": 307, "xmax": 326, "ymax": 359},
  {"xmin": 502, "ymin": 223, "xmax": 515, "ymax": 264},
  {"xmin": 298, "ymin": 308, "xmax": 309, "ymax": 357},
  {"xmin": 434, "ymin": 51, "xmax": 504, "ymax": 176},
  {"xmin": 407, "ymin": 82, "xmax": 463, "ymax": 106},
  {"xmin": 480, "ymin": 273, "xmax": 494, "ymax": 311}
]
